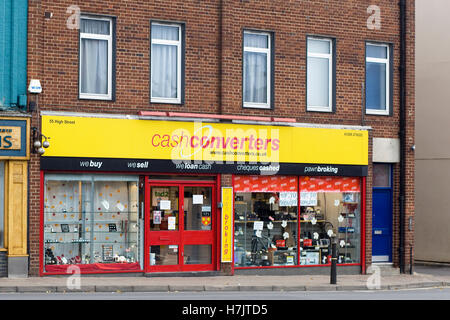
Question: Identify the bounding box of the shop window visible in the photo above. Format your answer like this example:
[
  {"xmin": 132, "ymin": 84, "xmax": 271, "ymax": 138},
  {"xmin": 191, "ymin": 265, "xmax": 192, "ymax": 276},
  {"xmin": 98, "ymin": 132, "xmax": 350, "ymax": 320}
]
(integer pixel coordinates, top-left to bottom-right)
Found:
[
  {"xmin": 43, "ymin": 174, "xmax": 142, "ymax": 272},
  {"xmin": 184, "ymin": 245, "xmax": 212, "ymax": 265},
  {"xmin": 150, "ymin": 245, "xmax": 178, "ymax": 266},
  {"xmin": 243, "ymin": 30, "xmax": 273, "ymax": 109},
  {"xmin": 184, "ymin": 187, "xmax": 212, "ymax": 231},
  {"xmin": 79, "ymin": 15, "xmax": 114, "ymax": 100},
  {"xmin": 234, "ymin": 176, "xmax": 298, "ymax": 267},
  {"xmin": 300, "ymin": 177, "xmax": 361, "ymax": 265},
  {"xmin": 307, "ymin": 37, "xmax": 335, "ymax": 112},
  {"xmin": 150, "ymin": 186, "xmax": 179, "ymax": 231},
  {"xmin": 151, "ymin": 22, "xmax": 184, "ymax": 104}
]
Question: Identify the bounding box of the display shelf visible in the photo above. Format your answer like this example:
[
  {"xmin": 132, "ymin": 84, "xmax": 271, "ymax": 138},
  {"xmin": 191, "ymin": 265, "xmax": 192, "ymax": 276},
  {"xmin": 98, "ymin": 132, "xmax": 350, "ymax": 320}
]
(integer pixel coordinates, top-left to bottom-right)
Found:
[
  {"xmin": 45, "ymin": 219, "xmax": 134, "ymax": 224},
  {"xmin": 44, "ymin": 211, "xmax": 137, "ymax": 214},
  {"xmin": 235, "ymin": 220, "xmax": 297, "ymax": 223},
  {"xmin": 44, "ymin": 221, "xmax": 82, "ymax": 225},
  {"xmin": 45, "ymin": 240, "xmax": 138, "ymax": 245}
]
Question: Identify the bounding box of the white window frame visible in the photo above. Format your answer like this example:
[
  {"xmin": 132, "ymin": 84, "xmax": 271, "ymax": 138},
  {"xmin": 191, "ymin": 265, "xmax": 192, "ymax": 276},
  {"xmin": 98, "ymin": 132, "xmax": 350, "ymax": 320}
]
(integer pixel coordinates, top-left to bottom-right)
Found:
[
  {"xmin": 365, "ymin": 43, "xmax": 390, "ymax": 116},
  {"xmin": 79, "ymin": 15, "xmax": 113, "ymax": 100},
  {"xmin": 306, "ymin": 37, "xmax": 333, "ymax": 112},
  {"xmin": 243, "ymin": 30, "xmax": 271, "ymax": 109},
  {"xmin": 150, "ymin": 22, "xmax": 182, "ymax": 104}
]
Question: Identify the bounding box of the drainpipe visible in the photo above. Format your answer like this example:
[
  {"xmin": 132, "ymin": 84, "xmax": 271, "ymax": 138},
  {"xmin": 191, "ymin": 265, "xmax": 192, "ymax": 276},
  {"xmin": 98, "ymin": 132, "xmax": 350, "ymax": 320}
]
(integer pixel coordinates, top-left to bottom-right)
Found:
[
  {"xmin": 398, "ymin": 0, "xmax": 407, "ymax": 274},
  {"xmin": 219, "ymin": 0, "xmax": 223, "ymax": 115}
]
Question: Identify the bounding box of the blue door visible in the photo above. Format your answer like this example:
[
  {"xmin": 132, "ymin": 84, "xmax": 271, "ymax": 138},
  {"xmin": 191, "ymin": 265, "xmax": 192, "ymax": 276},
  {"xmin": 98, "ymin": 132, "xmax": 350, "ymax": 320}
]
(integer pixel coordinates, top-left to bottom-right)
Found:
[{"xmin": 372, "ymin": 164, "xmax": 393, "ymax": 263}]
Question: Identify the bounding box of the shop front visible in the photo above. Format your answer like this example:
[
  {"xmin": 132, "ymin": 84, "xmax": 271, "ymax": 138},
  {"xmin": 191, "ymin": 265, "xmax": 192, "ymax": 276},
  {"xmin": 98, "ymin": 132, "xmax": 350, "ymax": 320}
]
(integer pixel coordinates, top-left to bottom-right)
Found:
[
  {"xmin": 39, "ymin": 112, "xmax": 368, "ymax": 275},
  {"xmin": 0, "ymin": 115, "xmax": 30, "ymax": 278}
]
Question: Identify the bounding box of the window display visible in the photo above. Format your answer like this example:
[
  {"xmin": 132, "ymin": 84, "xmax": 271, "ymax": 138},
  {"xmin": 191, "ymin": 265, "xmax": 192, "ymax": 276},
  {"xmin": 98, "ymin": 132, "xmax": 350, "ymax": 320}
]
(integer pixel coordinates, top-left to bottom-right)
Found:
[
  {"xmin": 233, "ymin": 175, "xmax": 362, "ymax": 269},
  {"xmin": 234, "ymin": 176, "xmax": 298, "ymax": 267},
  {"xmin": 43, "ymin": 174, "xmax": 142, "ymax": 272},
  {"xmin": 299, "ymin": 177, "xmax": 361, "ymax": 265}
]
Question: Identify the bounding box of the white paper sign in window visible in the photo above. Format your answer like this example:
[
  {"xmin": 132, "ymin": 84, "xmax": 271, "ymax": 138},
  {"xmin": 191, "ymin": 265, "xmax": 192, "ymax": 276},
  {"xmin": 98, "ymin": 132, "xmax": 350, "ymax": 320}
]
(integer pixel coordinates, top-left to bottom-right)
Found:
[
  {"xmin": 300, "ymin": 192, "xmax": 318, "ymax": 206},
  {"xmin": 168, "ymin": 216, "xmax": 176, "ymax": 230},
  {"xmin": 253, "ymin": 221, "xmax": 264, "ymax": 231},
  {"xmin": 193, "ymin": 194, "xmax": 204, "ymax": 205},
  {"xmin": 159, "ymin": 200, "xmax": 171, "ymax": 210},
  {"xmin": 279, "ymin": 192, "xmax": 298, "ymax": 207}
]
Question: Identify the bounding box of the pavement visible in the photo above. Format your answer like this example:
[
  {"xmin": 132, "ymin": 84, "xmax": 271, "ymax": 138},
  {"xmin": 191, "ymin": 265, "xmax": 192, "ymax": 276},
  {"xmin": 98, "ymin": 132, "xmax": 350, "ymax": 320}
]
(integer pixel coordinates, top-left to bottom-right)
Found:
[{"xmin": 0, "ymin": 264, "xmax": 449, "ymax": 294}]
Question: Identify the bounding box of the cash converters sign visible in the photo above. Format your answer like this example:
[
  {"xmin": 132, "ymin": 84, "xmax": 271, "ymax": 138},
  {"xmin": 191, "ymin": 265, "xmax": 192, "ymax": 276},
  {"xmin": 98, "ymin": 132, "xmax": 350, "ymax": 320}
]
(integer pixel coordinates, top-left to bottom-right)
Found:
[{"xmin": 41, "ymin": 115, "xmax": 368, "ymax": 165}]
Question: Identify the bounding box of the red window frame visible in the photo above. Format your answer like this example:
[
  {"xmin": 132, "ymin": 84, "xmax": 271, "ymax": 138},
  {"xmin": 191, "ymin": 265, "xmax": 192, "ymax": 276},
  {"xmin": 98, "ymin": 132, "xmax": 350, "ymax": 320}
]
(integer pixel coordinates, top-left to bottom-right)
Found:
[{"xmin": 145, "ymin": 178, "xmax": 219, "ymax": 273}]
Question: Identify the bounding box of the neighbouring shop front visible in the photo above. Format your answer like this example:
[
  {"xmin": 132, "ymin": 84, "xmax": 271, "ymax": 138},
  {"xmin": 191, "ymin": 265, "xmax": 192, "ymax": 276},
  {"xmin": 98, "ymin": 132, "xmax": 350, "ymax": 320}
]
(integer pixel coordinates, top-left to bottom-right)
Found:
[
  {"xmin": 0, "ymin": 115, "xmax": 30, "ymax": 278},
  {"xmin": 39, "ymin": 112, "xmax": 368, "ymax": 276}
]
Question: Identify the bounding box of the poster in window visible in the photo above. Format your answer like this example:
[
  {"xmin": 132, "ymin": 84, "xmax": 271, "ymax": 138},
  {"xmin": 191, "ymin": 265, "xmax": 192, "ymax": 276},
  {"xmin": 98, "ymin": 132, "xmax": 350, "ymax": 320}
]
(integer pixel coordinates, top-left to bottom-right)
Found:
[
  {"xmin": 168, "ymin": 216, "xmax": 176, "ymax": 230},
  {"xmin": 153, "ymin": 211, "xmax": 162, "ymax": 224},
  {"xmin": 159, "ymin": 200, "xmax": 171, "ymax": 210},
  {"xmin": 102, "ymin": 245, "xmax": 114, "ymax": 262},
  {"xmin": 152, "ymin": 187, "xmax": 169, "ymax": 206},
  {"xmin": 279, "ymin": 192, "xmax": 298, "ymax": 207},
  {"xmin": 300, "ymin": 192, "xmax": 318, "ymax": 206}
]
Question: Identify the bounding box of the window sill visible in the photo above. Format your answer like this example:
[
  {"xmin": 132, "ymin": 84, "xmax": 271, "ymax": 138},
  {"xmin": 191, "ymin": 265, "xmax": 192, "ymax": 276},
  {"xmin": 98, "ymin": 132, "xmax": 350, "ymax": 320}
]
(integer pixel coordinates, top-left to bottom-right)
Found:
[
  {"xmin": 306, "ymin": 107, "xmax": 333, "ymax": 113},
  {"xmin": 151, "ymin": 98, "xmax": 182, "ymax": 105},
  {"xmin": 243, "ymin": 103, "xmax": 271, "ymax": 110},
  {"xmin": 365, "ymin": 110, "xmax": 390, "ymax": 116},
  {"xmin": 79, "ymin": 94, "xmax": 113, "ymax": 101}
]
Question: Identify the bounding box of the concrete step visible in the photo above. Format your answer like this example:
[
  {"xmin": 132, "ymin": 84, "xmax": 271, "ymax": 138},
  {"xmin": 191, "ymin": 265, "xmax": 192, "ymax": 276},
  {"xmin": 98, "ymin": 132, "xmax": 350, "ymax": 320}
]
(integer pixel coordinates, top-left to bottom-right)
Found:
[{"xmin": 367, "ymin": 264, "xmax": 400, "ymax": 276}]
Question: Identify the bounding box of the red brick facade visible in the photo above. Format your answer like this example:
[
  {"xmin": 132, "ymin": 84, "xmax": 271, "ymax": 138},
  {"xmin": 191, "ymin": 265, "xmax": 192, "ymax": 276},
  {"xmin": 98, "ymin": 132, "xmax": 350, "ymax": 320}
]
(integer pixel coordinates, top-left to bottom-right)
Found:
[{"xmin": 26, "ymin": 0, "xmax": 415, "ymax": 276}]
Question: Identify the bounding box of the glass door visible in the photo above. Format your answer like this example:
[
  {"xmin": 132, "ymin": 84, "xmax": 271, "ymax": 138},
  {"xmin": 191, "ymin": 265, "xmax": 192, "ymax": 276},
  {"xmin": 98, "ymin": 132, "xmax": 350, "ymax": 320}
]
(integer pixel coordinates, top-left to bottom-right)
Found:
[{"xmin": 146, "ymin": 181, "xmax": 216, "ymax": 272}]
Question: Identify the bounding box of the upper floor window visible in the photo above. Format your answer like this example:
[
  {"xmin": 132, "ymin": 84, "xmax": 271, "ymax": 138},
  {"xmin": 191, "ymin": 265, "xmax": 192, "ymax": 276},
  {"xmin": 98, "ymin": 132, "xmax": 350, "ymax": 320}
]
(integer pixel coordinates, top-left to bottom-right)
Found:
[
  {"xmin": 307, "ymin": 37, "xmax": 334, "ymax": 112},
  {"xmin": 243, "ymin": 31, "xmax": 272, "ymax": 109},
  {"xmin": 79, "ymin": 16, "xmax": 114, "ymax": 100},
  {"xmin": 151, "ymin": 22, "xmax": 183, "ymax": 104},
  {"xmin": 366, "ymin": 43, "xmax": 391, "ymax": 115}
]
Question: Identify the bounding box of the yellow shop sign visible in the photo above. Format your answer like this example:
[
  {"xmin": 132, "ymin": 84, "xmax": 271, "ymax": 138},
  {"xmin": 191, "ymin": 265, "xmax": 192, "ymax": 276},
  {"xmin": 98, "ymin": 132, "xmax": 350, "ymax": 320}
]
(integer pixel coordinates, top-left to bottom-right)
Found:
[{"xmin": 41, "ymin": 115, "xmax": 368, "ymax": 166}]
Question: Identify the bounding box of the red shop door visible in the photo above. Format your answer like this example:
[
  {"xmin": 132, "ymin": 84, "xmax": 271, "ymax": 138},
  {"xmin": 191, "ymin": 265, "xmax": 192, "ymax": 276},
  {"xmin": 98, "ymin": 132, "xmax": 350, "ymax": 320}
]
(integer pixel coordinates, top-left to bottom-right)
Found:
[{"xmin": 146, "ymin": 181, "xmax": 217, "ymax": 272}]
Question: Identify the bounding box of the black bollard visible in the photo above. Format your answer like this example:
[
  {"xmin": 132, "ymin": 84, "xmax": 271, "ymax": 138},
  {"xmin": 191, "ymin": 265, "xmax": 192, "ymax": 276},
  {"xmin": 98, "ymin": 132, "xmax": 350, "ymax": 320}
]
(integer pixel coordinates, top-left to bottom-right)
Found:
[{"xmin": 330, "ymin": 238, "xmax": 337, "ymax": 284}]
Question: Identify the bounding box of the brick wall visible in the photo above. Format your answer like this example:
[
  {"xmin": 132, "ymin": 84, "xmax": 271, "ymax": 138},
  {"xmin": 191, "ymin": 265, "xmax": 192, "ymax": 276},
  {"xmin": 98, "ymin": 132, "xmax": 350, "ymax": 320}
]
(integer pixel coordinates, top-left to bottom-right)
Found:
[{"xmin": 26, "ymin": 0, "xmax": 415, "ymax": 276}]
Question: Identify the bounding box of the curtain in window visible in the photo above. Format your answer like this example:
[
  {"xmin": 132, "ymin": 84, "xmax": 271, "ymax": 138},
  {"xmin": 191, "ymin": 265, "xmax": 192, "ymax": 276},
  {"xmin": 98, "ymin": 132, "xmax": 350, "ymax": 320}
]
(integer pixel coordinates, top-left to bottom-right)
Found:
[
  {"xmin": 307, "ymin": 57, "xmax": 329, "ymax": 107},
  {"xmin": 80, "ymin": 19, "xmax": 109, "ymax": 95},
  {"xmin": 244, "ymin": 33, "xmax": 268, "ymax": 104},
  {"xmin": 151, "ymin": 24, "xmax": 179, "ymax": 99}
]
